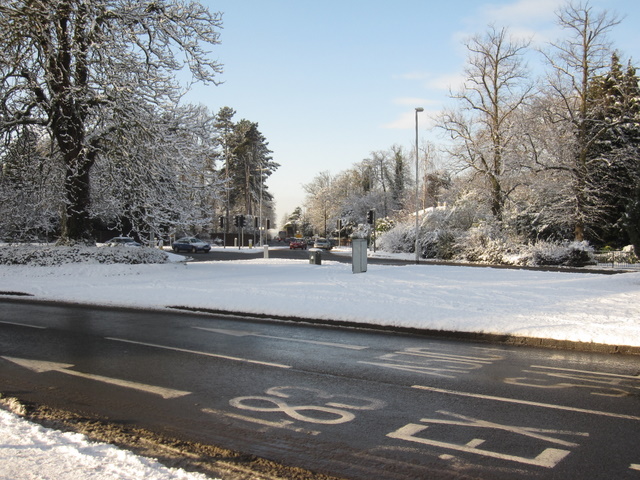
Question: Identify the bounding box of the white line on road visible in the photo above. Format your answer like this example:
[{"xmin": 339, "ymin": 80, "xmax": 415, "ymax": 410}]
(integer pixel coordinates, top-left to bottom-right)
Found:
[
  {"xmin": 202, "ymin": 407, "xmax": 321, "ymax": 435},
  {"xmin": 1, "ymin": 356, "xmax": 190, "ymax": 399},
  {"xmin": 531, "ymin": 364, "xmax": 640, "ymax": 380},
  {"xmin": 412, "ymin": 385, "xmax": 640, "ymax": 421},
  {"xmin": 192, "ymin": 327, "xmax": 369, "ymax": 350},
  {"xmin": 0, "ymin": 320, "xmax": 46, "ymax": 329},
  {"xmin": 105, "ymin": 337, "xmax": 292, "ymax": 369}
]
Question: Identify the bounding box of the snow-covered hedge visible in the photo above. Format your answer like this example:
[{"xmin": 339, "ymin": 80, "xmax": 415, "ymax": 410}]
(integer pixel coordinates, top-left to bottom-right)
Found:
[
  {"xmin": 521, "ymin": 241, "xmax": 595, "ymax": 267},
  {"xmin": 0, "ymin": 245, "xmax": 170, "ymax": 266},
  {"xmin": 377, "ymin": 211, "xmax": 597, "ymax": 267}
]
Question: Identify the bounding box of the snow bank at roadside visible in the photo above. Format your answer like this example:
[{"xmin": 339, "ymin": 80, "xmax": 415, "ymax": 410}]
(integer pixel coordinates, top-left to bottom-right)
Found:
[{"xmin": 0, "ymin": 408, "xmax": 213, "ymax": 480}]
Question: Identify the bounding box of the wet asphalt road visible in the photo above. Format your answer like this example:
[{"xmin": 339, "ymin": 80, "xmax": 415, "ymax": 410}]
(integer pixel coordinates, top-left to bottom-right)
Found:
[{"xmin": 1, "ymin": 299, "xmax": 639, "ymax": 479}]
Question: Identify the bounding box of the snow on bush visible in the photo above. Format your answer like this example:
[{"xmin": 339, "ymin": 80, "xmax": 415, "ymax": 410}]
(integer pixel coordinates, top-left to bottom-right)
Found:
[
  {"xmin": 0, "ymin": 245, "xmax": 170, "ymax": 266},
  {"xmin": 376, "ymin": 222, "xmax": 415, "ymax": 254},
  {"xmin": 521, "ymin": 241, "xmax": 595, "ymax": 267},
  {"xmin": 377, "ymin": 208, "xmax": 597, "ymax": 267}
]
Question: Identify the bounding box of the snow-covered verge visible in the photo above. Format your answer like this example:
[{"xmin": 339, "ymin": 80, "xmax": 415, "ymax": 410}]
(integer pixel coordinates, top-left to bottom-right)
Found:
[
  {"xmin": 0, "ymin": 404, "xmax": 213, "ymax": 480},
  {"xmin": 1, "ymin": 245, "xmax": 639, "ymax": 348}
]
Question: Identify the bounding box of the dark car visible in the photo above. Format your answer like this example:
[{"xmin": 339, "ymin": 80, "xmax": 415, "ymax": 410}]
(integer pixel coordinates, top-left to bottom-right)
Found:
[
  {"xmin": 172, "ymin": 237, "xmax": 211, "ymax": 253},
  {"xmin": 104, "ymin": 236, "xmax": 141, "ymax": 247},
  {"xmin": 289, "ymin": 239, "xmax": 307, "ymax": 250}
]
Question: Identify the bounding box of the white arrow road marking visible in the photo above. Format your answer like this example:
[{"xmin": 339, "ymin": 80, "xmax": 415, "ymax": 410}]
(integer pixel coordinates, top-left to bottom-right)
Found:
[
  {"xmin": 1, "ymin": 356, "xmax": 190, "ymax": 399},
  {"xmin": 192, "ymin": 327, "xmax": 368, "ymax": 350},
  {"xmin": 106, "ymin": 337, "xmax": 291, "ymax": 369}
]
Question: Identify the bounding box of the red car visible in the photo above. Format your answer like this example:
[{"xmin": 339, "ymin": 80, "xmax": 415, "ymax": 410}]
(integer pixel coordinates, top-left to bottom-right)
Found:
[{"xmin": 289, "ymin": 239, "xmax": 307, "ymax": 249}]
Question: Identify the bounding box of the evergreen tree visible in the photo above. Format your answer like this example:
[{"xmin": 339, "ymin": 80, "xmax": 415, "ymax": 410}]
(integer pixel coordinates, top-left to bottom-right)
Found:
[{"xmin": 587, "ymin": 55, "xmax": 640, "ymax": 248}]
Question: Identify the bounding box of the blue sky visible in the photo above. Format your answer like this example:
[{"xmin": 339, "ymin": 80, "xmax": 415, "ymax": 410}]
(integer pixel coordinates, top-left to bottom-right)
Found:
[{"xmin": 188, "ymin": 0, "xmax": 640, "ymax": 223}]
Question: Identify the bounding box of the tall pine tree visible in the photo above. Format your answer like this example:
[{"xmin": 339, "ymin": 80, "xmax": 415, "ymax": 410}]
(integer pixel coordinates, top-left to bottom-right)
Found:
[{"xmin": 587, "ymin": 54, "xmax": 640, "ymax": 249}]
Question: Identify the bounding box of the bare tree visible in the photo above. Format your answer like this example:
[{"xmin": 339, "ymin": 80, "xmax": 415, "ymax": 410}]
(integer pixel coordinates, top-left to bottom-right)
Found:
[
  {"xmin": 303, "ymin": 171, "xmax": 335, "ymax": 236},
  {"xmin": 0, "ymin": 0, "xmax": 223, "ymax": 243},
  {"xmin": 438, "ymin": 26, "xmax": 533, "ymax": 221}
]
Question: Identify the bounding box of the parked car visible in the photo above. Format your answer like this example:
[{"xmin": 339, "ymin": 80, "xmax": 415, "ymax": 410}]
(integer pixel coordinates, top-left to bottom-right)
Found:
[
  {"xmin": 289, "ymin": 239, "xmax": 307, "ymax": 250},
  {"xmin": 313, "ymin": 238, "xmax": 332, "ymax": 250},
  {"xmin": 104, "ymin": 236, "xmax": 141, "ymax": 247},
  {"xmin": 172, "ymin": 237, "xmax": 211, "ymax": 253}
]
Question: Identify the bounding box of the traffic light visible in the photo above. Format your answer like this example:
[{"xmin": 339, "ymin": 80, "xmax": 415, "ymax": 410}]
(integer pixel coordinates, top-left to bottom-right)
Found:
[
  {"xmin": 218, "ymin": 216, "xmax": 224, "ymax": 228},
  {"xmin": 366, "ymin": 210, "xmax": 374, "ymax": 224},
  {"xmin": 266, "ymin": 219, "xmax": 271, "ymax": 229},
  {"xmin": 254, "ymin": 217, "xmax": 259, "ymax": 228},
  {"xmin": 234, "ymin": 215, "xmax": 245, "ymax": 227}
]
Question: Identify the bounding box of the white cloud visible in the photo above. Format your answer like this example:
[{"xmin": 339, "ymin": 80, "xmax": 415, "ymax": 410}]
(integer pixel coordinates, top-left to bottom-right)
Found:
[
  {"xmin": 392, "ymin": 97, "xmax": 435, "ymax": 107},
  {"xmin": 481, "ymin": 0, "xmax": 562, "ymax": 23},
  {"xmin": 392, "ymin": 72, "xmax": 433, "ymax": 81},
  {"xmin": 381, "ymin": 108, "xmax": 439, "ymax": 130},
  {"xmin": 457, "ymin": 0, "xmax": 563, "ymax": 46},
  {"xmin": 424, "ymin": 73, "xmax": 466, "ymax": 92}
]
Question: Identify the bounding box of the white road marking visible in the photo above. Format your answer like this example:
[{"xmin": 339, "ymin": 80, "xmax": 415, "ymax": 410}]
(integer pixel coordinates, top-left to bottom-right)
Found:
[
  {"xmin": 105, "ymin": 337, "xmax": 292, "ymax": 369},
  {"xmin": 531, "ymin": 365, "xmax": 640, "ymax": 380},
  {"xmin": 0, "ymin": 320, "xmax": 46, "ymax": 329},
  {"xmin": 202, "ymin": 407, "xmax": 321, "ymax": 435},
  {"xmin": 412, "ymin": 385, "xmax": 640, "ymax": 421},
  {"xmin": 421, "ymin": 410, "xmax": 587, "ymax": 447},
  {"xmin": 388, "ymin": 422, "xmax": 570, "ymax": 468},
  {"xmin": 358, "ymin": 360, "xmax": 461, "ymax": 378},
  {"xmin": 630, "ymin": 464, "xmax": 640, "ymax": 471},
  {"xmin": 1, "ymin": 356, "xmax": 190, "ymax": 399},
  {"xmin": 192, "ymin": 326, "xmax": 368, "ymax": 350}
]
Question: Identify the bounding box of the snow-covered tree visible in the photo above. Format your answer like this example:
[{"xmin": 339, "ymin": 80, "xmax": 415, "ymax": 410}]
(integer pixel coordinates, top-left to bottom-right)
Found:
[
  {"xmin": 225, "ymin": 119, "xmax": 277, "ymax": 222},
  {"xmin": 538, "ymin": 1, "xmax": 621, "ymax": 241},
  {"xmin": 90, "ymin": 103, "xmax": 223, "ymax": 240},
  {"xmin": 585, "ymin": 54, "xmax": 640, "ymax": 248},
  {"xmin": 304, "ymin": 171, "xmax": 335, "ymax": 236},
  {"xmin": 438, "ymin": 26, "xmax": 533, "ymax": 222},
  {"xmin": 0, "ymin": 0, "xmax": 223, "ymax": 243},
  {"xmin": 0, "ymin": 126, "xmax": 62, "ymax": 240}
]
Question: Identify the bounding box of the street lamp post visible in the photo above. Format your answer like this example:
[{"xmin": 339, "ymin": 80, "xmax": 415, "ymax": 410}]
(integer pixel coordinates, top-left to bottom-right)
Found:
[
  {"xmin": 414, "ymin": 107, "xmax": 424, "ymax": 264},
  {"xmin": 259, "ymin": 165, "xmax": 263, "ymax": 247}
]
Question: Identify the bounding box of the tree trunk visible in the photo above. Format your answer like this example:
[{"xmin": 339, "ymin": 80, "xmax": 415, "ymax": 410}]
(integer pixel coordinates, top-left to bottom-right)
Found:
[{"xmin": 54, "ymin": 105, "xmax": 94, "ymax": 244}]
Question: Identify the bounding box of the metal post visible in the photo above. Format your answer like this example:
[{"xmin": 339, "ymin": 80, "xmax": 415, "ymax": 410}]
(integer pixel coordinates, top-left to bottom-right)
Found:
[{"xmin": 415, "ymin": 107, "xmax": 424, "ymax": 264}]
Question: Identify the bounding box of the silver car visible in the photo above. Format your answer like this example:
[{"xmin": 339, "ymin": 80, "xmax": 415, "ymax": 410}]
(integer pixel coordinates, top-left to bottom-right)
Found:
[
  {"xmin": 172, "ymin": 237, "xmax": 211, "ymax": 253},
  {"xmin": 104, "ymin": 236, "xmax": 141, "ymax": 247},
  {"xmin": 313, "ymin": 238, "xmax": 332, "ymax": 250}
]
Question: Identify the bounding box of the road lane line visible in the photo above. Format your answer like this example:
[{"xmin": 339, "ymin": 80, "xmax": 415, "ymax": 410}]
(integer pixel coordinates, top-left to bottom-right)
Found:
[
  {"xmin": 531, "ymin": 365, "xmax": 640, "ymax": 380},
  {"xmin": 192, "ymin": 326, "xmax": 368, "ymax": 350},
  {"xmin": 105, "ymin": 337, "xmax": 292, "ymax": 369},
  {"xmin": 412, "ymin": 385, "xmax": 640, "ymax": 421},
  {"xmin": 0, "ymin": 320, "xmax": 46, "ymax": 329}
]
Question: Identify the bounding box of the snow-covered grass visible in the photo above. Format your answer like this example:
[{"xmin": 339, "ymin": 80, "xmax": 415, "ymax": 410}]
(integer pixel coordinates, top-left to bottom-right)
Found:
[
  {"xmin": 1, "ymin": 243, "xmax": 639, "ymax": 479},
  {"xmin": 0, "ymin": 406, "xmax": 212, "ymax": 480},
  {"xmin": 0, "ymin": 244, "xmax": 638, "ymax": 347}
]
